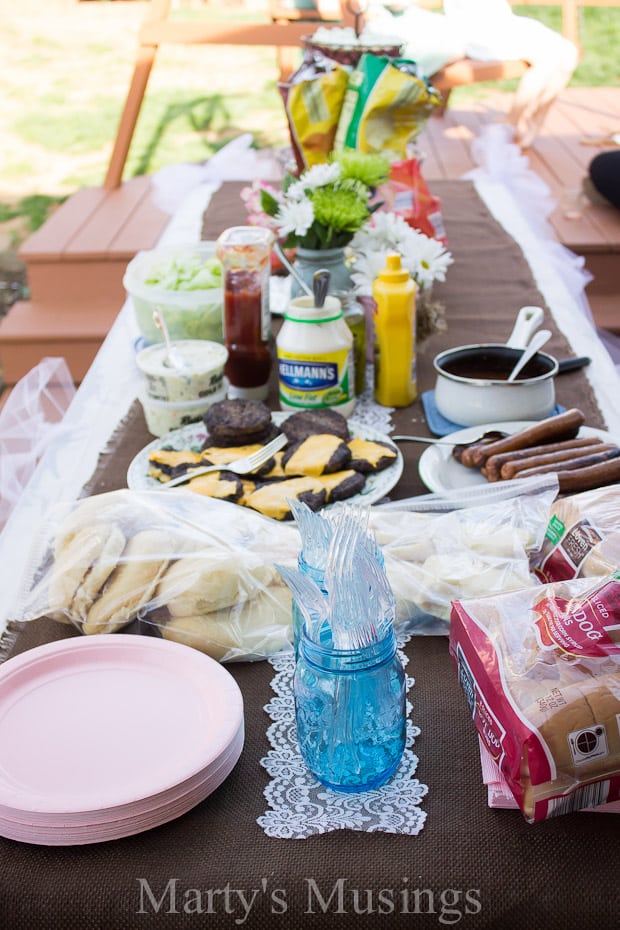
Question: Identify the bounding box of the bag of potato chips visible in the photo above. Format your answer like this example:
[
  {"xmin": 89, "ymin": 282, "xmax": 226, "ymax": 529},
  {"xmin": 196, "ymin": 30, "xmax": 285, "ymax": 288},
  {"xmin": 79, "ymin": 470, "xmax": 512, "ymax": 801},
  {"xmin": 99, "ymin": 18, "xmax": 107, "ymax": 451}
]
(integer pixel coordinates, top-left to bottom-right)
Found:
[
  {"xmin": 334, "ymin": 54, "xmax": 442, "ymax": 158},
  {"xmin": 279, "ymin": 53, "xmax": 350, "ymax": 173}
]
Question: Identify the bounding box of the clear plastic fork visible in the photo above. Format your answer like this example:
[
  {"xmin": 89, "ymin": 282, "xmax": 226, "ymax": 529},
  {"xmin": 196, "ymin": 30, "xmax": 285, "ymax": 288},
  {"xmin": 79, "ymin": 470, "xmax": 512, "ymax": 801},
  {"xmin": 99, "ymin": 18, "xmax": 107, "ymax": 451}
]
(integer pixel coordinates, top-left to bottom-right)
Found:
[{"xmin": 161, "ymin": 432, "xmax": 288, "ymax": 488}]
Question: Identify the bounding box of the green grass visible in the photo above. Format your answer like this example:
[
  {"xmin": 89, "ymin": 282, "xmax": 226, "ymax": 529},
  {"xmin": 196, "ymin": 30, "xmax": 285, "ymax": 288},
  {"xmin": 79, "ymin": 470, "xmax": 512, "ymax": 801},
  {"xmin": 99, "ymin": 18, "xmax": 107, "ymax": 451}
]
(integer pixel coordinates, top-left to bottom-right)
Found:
[
  {"xmin": 518, "ymin": 5, "xmax": 620, "ymax": 86},
  {"xmin": 0, "ymin": 195, "xmax": 66, "ymax": 235}
]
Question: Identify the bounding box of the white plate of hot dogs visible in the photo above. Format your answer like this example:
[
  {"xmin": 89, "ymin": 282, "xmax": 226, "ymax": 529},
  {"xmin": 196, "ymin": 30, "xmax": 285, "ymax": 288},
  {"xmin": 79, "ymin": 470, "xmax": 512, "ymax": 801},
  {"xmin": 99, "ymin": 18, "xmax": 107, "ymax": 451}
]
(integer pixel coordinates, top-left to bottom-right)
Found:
[{"xmin": 418, "ymin": 421, "xmax": 617, "ymax": 493}]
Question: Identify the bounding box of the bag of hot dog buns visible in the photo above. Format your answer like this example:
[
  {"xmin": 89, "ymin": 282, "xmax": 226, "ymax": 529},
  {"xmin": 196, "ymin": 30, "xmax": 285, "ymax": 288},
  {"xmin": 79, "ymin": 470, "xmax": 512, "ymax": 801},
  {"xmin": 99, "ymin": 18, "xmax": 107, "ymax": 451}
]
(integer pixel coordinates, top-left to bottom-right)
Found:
[
  {"xmin": 533, "ymin": 485, "xmax": 620, "ymax": 583},
  {"xmin": 450, "ymin": 572, "xmax": 620, "ymax": 822}
]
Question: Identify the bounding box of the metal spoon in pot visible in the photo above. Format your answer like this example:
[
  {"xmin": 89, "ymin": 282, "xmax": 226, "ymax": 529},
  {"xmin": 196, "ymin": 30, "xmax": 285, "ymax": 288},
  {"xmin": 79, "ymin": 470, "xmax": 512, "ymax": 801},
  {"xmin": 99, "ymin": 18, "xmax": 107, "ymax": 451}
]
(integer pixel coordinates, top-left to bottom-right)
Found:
[
  {"xmin": 152, "ymin": 308, "xmax": 188, "ymax": 370},
  {"xmin": 506, "ymin": 328, "xmax": 552, "ymax": 382}
]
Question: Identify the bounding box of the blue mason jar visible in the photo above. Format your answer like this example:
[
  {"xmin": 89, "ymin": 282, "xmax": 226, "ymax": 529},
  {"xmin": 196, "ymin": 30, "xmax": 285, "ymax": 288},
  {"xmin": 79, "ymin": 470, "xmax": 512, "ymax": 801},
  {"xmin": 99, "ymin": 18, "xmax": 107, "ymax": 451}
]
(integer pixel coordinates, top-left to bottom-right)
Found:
[
  {"xmin": 292, "ymin": 546, "xmax": 386, "ymax": 659},
  {"xmin": 294, "ymin": 624, "xmax": 406, "ymax": 792}
]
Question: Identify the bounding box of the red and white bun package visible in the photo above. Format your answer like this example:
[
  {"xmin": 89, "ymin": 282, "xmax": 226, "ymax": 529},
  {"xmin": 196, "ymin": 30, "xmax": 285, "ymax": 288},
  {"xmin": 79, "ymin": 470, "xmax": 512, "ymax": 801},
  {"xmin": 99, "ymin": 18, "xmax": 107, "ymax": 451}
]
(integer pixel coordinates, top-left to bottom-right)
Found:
[{"xmin": 449, "ymin": 572, "xmax": 620, "ymax": 822}]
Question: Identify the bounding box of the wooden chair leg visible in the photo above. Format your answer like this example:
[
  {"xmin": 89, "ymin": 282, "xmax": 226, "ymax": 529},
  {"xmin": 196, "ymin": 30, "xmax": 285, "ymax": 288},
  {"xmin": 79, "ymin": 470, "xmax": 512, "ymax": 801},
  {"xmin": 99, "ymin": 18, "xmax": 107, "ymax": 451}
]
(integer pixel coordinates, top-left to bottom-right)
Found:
[{"xmin": 104, "ymin": 44, "xmax": 158, "ymax": 190}]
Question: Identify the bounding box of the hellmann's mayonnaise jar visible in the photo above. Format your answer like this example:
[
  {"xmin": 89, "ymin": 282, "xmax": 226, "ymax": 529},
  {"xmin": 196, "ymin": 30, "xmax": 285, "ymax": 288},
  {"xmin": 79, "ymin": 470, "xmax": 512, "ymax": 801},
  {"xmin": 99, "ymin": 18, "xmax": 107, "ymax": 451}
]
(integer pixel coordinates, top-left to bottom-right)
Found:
[{"xmin": 276, "ymin": 295, "xmax": 356, "ymax": 417}]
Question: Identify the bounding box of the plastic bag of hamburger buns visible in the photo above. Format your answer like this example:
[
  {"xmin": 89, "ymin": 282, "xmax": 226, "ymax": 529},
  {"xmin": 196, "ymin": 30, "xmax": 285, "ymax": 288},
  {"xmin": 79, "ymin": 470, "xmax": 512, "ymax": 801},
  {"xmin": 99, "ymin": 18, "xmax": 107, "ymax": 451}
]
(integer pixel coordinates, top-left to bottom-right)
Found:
[
  {"xmin": 369, "ymin": 475, "xmax": 558, "ymax": 635},
  {"xmin": 533, "ymin": 485, "xmax": 620, "ymax": 584},
  {"xmin": 11, "ymin": 477, "xmax": 556, "ymax": 656},
  {"xmin": 450, "ymin": 572, "xmax": 620, "ymax": 822},
  {"xmin": 13, "ymin": 490, "xmax": 299, "ymax": 662}
]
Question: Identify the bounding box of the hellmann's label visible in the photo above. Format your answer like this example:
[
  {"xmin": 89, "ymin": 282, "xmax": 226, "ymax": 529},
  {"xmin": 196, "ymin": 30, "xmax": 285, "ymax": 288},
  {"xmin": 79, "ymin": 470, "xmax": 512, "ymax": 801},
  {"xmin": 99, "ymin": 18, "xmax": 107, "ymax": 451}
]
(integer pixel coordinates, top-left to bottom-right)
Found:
[{"xmin": 278, "ymin": 348, "xmax": 352, "ymax": 410}]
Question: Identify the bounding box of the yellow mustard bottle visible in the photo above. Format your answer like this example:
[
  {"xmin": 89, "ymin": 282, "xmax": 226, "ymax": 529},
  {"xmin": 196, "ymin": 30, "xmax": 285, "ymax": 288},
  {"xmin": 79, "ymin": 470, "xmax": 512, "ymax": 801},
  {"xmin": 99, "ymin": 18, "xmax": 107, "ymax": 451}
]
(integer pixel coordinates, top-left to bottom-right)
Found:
[{"xmin": 372, "ymin": 253, "xmax": 417, "ymax": 407}]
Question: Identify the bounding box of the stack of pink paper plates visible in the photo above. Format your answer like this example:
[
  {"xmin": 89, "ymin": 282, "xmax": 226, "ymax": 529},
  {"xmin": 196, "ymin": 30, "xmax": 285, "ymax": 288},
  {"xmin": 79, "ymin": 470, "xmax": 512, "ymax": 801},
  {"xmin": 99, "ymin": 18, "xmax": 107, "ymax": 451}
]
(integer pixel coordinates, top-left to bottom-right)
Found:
[{"xmin": 0, "ymin": 634, "xmax": 244, "ymax": 845}]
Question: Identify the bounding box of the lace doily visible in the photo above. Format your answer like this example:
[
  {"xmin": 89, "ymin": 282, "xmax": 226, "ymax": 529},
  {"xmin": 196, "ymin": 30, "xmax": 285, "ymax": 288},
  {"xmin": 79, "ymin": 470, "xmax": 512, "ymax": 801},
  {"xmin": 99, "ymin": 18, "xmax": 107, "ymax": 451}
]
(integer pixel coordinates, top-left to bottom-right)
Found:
[
  {"xmin": 353, "ymin": 365, "xmax": 394, "ymax": 435},
  {"xmin": 258, "ymin": 635, "xmax": 428, "ymax": 838}
]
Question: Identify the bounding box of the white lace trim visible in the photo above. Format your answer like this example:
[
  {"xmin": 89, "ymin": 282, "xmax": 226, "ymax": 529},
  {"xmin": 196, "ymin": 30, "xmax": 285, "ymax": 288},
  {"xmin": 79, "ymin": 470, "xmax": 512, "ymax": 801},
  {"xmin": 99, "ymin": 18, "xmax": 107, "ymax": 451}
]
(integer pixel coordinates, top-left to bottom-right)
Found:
[{"xmin": 257, "ymin": 634, "xmax": 428, "ymax": 838}]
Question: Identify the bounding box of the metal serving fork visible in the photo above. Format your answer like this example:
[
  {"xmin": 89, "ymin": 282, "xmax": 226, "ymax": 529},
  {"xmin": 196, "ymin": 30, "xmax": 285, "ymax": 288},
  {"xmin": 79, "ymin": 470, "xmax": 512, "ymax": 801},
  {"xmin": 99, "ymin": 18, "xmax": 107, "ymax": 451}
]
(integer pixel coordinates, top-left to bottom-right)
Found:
[{"xmin": 161, "ymin": 432, "xmax": 288, "ymax": 489}]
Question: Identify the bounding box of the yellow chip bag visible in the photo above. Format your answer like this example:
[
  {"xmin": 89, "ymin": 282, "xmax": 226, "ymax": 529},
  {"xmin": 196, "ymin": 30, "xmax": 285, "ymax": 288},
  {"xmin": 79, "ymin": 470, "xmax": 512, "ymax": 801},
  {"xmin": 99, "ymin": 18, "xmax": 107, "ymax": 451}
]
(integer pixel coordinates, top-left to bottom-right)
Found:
[
  {"xmin": 334, "ymin": 55, "xmax": 442, "ymax": 158},
  {"xmin": 279, "ymin": 56, "xmax": 350, "ymax": 172}
]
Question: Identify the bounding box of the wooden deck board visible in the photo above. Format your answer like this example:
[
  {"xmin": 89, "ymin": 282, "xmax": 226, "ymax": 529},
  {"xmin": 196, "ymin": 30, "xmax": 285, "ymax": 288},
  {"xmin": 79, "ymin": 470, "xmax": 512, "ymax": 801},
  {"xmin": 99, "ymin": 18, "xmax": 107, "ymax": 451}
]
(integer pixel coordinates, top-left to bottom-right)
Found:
[
  {"xmin": 18, "ymin": 187, "xmax": 109, "ymax": 261},
  {"xmin": 429, "ymin": 88, "xmax": 620, "ymax": 260},
  {"xmin": 111, "ymin": 187, "xmax": 170, "ymax": 254},
  {"xmin": 420, "ymin": 113, "xmax": 477, "ymax": 180},
  {"xmin": 63, "ymin": 176, "xmax": 164, "ymax": 259}
]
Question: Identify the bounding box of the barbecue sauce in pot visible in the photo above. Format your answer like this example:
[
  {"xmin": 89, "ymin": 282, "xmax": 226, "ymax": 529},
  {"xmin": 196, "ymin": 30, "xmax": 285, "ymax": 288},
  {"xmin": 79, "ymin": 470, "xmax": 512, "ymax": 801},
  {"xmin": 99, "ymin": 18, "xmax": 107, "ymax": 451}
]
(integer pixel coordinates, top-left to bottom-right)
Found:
[{"xmin": 438, "ymin": 347, "xmax": 555, "ymax": 382}]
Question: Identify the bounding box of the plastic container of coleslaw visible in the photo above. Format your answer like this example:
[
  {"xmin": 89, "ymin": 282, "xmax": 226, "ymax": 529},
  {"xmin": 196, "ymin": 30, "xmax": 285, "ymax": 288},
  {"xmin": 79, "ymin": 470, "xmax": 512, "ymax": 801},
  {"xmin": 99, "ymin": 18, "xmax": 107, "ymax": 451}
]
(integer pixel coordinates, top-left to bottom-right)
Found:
[{"xmin": 124, "ymin": 242, "xmax": 224, "ymax": 344}]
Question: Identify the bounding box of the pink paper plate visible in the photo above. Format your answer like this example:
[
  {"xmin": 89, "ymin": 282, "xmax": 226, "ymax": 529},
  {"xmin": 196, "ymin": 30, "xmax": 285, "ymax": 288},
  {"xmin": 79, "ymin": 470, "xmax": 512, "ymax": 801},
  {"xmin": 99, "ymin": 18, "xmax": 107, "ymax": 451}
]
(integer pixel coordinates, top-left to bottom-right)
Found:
[
  {"xmin": 0, "ymin": 721, "xmax": 245, "ymax": 845},
  {"xmin": 0, "ymin": 635, "xmax": 243, "ymax": 818},
  {"xmin": 0, "ymin": 718, "xmax": 244, "ymax": 828}
]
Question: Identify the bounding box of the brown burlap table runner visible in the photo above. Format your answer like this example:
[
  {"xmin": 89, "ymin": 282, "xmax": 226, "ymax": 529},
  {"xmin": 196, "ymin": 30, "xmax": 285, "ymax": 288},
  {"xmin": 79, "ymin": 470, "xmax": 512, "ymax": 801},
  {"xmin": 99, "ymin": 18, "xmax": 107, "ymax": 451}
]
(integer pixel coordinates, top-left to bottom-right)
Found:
[{"xmin": 0, "ymin": 181, "xmax": 616, "ymax": 930}]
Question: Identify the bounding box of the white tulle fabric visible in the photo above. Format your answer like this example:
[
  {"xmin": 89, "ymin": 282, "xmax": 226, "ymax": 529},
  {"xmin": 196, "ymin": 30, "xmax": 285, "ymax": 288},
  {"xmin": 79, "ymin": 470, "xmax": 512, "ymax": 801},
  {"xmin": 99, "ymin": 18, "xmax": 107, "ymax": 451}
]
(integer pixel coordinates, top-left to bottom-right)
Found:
[
  {"xmin": 0, "ymin": 358, "xmax": 76, "ymax": 531},
  {"xmin": 257, "ymin": 635, "xmax": 428, "ymax": 839}
]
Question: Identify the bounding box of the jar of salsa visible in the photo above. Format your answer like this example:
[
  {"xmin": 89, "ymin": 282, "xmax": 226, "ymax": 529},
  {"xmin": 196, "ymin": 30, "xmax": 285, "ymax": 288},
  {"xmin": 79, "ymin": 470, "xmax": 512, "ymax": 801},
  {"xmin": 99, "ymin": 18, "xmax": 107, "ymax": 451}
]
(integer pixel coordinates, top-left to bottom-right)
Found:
[{"xmin": 216, "ymin": 226, "xmax": 274, "ymax": 400}]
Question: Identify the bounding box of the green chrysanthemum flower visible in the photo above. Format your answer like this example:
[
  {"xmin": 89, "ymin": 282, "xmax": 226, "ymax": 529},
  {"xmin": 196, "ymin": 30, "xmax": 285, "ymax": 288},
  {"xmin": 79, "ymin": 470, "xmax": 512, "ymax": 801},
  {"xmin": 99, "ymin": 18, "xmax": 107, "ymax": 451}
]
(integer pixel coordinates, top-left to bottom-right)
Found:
[
  {"xmin": 311, "ymin": 187, "xmax": 370, "ymax": 247},
  {"xmin": 332, "ymin": 149, "xmax": 390, "ymax": 189}
]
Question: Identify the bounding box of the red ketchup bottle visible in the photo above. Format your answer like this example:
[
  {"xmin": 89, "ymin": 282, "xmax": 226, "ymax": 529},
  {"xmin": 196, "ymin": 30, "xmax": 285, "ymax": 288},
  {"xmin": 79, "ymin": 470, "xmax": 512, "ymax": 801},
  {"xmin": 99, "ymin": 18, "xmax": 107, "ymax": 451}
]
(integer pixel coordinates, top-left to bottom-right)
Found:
[{"xmin": 216, "ymin": 226, "xmax": 274, "ymax": 401}]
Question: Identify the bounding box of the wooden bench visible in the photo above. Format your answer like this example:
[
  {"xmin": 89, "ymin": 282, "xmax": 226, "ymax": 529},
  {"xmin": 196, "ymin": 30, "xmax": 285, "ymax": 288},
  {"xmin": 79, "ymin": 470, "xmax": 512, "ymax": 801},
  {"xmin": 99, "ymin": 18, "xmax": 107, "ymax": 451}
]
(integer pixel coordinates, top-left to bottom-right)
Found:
[
  {"xmin": 429, "ymin": 59, "xmax": 530, "ymax": 114},
  {"xmin": 269, "ymin": 0, "xmax": 347, "ymax": 83}
]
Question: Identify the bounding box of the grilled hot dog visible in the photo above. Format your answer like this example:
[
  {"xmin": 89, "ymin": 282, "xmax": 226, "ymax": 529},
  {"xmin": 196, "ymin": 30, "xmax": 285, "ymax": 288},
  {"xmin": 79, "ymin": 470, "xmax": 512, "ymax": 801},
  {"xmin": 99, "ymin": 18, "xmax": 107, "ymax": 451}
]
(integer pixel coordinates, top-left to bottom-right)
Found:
[
  {"xmin": 556, "ymin": 457, "xmax": 620, "ymax": 494},
  {"xmin": 482, "ymin": 436, "xmax": 604, "ymax": 481},
  {"xmin": 498, "ymin": 441, "xmax": 616, "ymax": 481},
  {"xmin": 514, "ymin": 446, "xmax": 620, "ymax": 481},
  {"xmin": 463, "ymin": 408, "xmax": 586, "ymax": 468}
]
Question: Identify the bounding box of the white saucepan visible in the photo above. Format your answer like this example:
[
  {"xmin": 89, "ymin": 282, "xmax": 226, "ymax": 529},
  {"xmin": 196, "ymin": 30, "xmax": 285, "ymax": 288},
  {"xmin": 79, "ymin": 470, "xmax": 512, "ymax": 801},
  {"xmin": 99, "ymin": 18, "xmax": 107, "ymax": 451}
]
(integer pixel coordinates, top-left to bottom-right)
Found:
[{"xmin": 432, "ymin": 306, "xmax": 559, "ymax": 426}]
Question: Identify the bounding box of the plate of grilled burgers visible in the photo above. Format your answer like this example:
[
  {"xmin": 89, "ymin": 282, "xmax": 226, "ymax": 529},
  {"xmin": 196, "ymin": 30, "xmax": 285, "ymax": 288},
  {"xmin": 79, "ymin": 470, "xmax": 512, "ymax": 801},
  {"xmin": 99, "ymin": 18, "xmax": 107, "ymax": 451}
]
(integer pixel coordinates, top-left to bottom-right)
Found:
[
  {"xmin": 418, "ymin": 407, "xmax": 620, "ymax": 495},
  {"xmin": 127, "ymin": 399, "xmax": 404, "ymax": 520}
]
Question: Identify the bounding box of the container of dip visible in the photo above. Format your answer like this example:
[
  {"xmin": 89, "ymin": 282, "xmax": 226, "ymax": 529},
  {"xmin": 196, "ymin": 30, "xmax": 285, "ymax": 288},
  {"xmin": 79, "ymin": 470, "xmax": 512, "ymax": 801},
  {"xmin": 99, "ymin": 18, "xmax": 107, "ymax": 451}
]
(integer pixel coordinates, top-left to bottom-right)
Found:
[
  {"xmin": 136, "ymin": 340, "xmax": 228, "ymax": 404},
  {"xmin": 433, "ymin": 343, "xmax": 559, "ymax": 427},
  {"xmin": 140, "ymin": 380, "xmax": 228, "ymax": 437}
]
